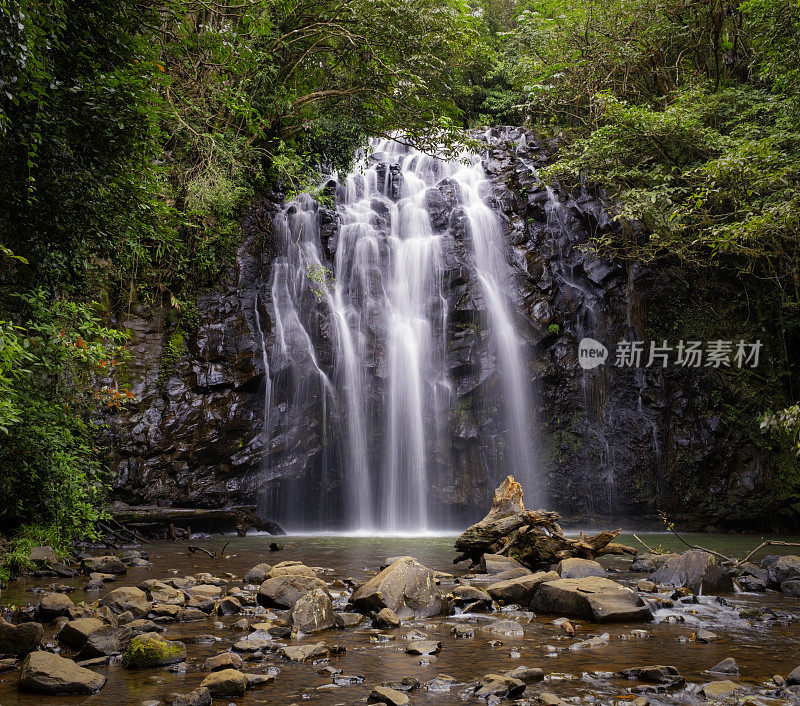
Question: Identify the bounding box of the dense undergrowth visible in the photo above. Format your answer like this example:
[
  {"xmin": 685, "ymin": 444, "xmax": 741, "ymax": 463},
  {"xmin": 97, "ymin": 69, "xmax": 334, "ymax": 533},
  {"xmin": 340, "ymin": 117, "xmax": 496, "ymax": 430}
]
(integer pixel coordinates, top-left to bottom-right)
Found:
[{"xmin": 0, "ymin": 0, "xmax": 799, "ymax": 569}]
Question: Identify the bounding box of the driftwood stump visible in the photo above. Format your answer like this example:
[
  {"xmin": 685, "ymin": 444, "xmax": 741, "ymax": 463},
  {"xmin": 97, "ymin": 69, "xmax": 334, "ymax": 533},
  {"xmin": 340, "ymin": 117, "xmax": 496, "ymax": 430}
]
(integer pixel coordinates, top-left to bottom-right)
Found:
[{"xmin": 454, "ymin": 476, "xmax": 635, "ymax": 569}]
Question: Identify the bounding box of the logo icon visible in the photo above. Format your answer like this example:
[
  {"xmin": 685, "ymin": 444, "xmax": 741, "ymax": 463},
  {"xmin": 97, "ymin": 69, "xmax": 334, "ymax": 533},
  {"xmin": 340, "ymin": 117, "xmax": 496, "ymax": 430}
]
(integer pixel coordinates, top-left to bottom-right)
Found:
[{"xmin": 578, "ymin": 337, "xmax": 608, "ymax": 370}]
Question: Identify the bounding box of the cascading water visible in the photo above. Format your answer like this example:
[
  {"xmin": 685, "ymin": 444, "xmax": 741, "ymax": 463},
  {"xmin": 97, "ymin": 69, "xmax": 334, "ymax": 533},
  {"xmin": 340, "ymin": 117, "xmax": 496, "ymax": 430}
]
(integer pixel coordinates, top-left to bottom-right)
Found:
[{"xmin": 260, "ymin": 138, "xmax": 542, "ymax": 532}]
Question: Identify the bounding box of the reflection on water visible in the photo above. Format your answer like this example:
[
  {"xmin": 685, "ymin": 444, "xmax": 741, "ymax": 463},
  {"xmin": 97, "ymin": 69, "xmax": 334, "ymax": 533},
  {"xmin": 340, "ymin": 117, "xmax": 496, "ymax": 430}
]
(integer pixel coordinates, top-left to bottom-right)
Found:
[{"xmin": 1, "ymin": 533, "xmax": 798, "ymax": 705}]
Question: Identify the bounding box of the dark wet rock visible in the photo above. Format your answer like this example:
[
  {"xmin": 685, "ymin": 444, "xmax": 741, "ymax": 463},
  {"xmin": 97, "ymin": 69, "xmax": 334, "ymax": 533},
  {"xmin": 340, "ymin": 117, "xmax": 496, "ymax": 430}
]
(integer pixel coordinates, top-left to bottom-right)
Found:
[
  {"xmin": 334, "ymin": 612, "xmax": 364, "ymax": 629},
  {"xmin": 451, "ymin": 624, "xmax": 474, "ymax": 638},
  {"xmin": 82, "ymin": 555, "xmax": 126, "ymax": 575},
  {"xmin": 505, "ymin": 666, "xmax": 544, "ymax": 683},
  {"xmin": 245, "ymin": 673, "xmax": 275, "ymax": 688},
  {"xmin": 426, "ymin": 674, "xmax": 457, "ymax": 691},
  {"xmin": 451, "ymin": 584, "xmax": 493, "ymax": 611},
  {"xmin": 373, "ymin": 607, "xmax": 401, "ymax": 628},
  {"xmin": 486, "ymin": 571, "xmax": 559, "ymax": 605},
  {"xmin": 126, "ymin": 618, "xmax": 161, "ymax": 633},
  {"xmin": 382, "ymin": 676, "xmax": 420, "ymax": 692},
  {"xmin": 616, "ymin": 665, "xmax": 685, "ymax": 688},
  {"xmin": 538, "ymin": 694, "xmax": 569, "ymax": 706},
  {"xmin": 787, "ymin": 666, "xmax": 800, "ymax": 685},
  {"xmin": 491, "ymin": 567, "xmax": 532, "ymax": 581},
  {"xmin": 651, "ymin": 550, "xmax": 733, "ymax": 594},
  {"xmin": 711, "ymin": 657, "xmax": 740, "ymax": 675},
  {"xmin": 280, "ymin": 641, "xmax": 328, "ymax": 661},
  {"xmin": 0, "ymin": 658, "xmax": 17, "ymax": 673},
  {"xmin": 480, "ymin": 554, "xmax": 530, "ymax": 576},
  {"xmin": 57, "ymin": 618, "xmax": 104, "ymax": 649},
  {"xmin": 630, "ymin": 553, "xmax": 679, "ymax": 573},
  {"xmin": 0, "ymin": 618, "xmax": 43, "ymax": 657},
  {"xmin": 767, "ymin": 556, "xmax": 800, "ymax": 587},
  {"xmin": 257, "ymin": 575, "xmax": 328, "ymax": 609},
  {"xmin": 165, "ymin": 687, "xmax": 212, "ymax": 706},
  {"xmin": 243, "ymin": 563, "xmax": 272, "ymax": 584},
  {"xmin": 204, "ymin": 652, "xmax": 243, "ymax": 671},
  {"xmin": 36, "ymin": 592, "xmax": 74, "ymax": 621},
  {"xmin": 533, "ymin": 577, "xmax": 652, "ymax": 622},
  {"xmin": 737, "ymin": 575, "xmax": 768, "ymax": 592},
  {"xmin": 291, "ymin": 588, "xmax": 335, "ymax": 633},
  {"xmin": 780, "ymin": 579, "xmax": 800, "ymax": 597},
  {"xmin": 405, "ymin": 640, "xmax": 441, "ymax": 655},
  {"xmin": 99, "ymin": 586, "xmax": 151, "ymax": 617},
  {"xmin": 122, "ymin": 632, "xmax": 186, "ymax": 668},
  {"xmin": 700, "ymin": 679, "xmax": 743, "ymax": 698},
  {"xmin": 199, "ymin": 668, "xmax": 248, "ymax": 697},
  {"xmin": 368, "ymin": 685, "xmax": 410, "ymax": 705},
  {"xmin": 474, "ymin": 673, "xmax": 526, "ymax": 699},
  {"xmin": 637, "ymin": 579, "xmax": 657, "ymax": 592},
  {"xmin": 350, "ymin": 557, "xmax": 449, "ymax": 618},
  {"xmin": 19, "ymin": 652, "xmax": 106, "ymax": 694},
  {"xmin": 232, "ymin": 629, "xmax": 272, "ymax": 652},
  {"xmin": 76, "ymin": 625, "xmax": 134, "ymax": 659},
  {"xmin": 557, "ymin": 558, "xmax": 606, "ymax": 579},
  {"xmin": 218, "ymin": 596, "xmax": 243, "ymax": 615}
]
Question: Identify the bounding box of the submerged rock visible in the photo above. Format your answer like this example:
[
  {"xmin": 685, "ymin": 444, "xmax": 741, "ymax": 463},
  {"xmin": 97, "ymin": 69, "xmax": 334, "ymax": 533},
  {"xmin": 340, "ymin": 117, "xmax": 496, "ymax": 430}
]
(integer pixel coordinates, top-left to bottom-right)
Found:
[
  {"xmin": 405, "ymin": 640, "xmax": 441, "ymax": 655},
  {"xmin": 532, "ymin": 577, "xmax": 652, "ymax": 622},
  {"xmin": 19, "ymin": 652, "xmax": 106, "ymax": 694},
  {"xmin": 350, "ymin": 557, "xmax": 449, "ymax": 618}
]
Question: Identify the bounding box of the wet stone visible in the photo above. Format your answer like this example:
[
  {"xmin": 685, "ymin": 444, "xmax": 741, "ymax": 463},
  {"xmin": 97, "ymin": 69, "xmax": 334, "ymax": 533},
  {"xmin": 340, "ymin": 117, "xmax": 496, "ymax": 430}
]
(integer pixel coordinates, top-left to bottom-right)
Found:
[
  {"xmin": 711, "ymin": 657, "xmax": 740, "ymax": 675},
  {"xmin": 405, "ymin": 639, "xmax": 441, "ymax": 655},
  {"xmin": 367, "ymin": 685, "xmax": 409, "ymax": 705},
  {"xmin": 451, "ymin": 624, "xmax": 475, "ymax": 638},
  {"xmin": 487, "ymin": 619, "xmax": 524, "ymax": 636}
]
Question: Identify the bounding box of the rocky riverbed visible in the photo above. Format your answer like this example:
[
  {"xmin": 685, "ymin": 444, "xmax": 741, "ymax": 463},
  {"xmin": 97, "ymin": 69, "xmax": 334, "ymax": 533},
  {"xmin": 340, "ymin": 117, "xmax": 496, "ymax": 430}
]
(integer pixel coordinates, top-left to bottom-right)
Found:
[{"xmin": 1, "ymin": 534, "xmax": 800, "ymax": 705}]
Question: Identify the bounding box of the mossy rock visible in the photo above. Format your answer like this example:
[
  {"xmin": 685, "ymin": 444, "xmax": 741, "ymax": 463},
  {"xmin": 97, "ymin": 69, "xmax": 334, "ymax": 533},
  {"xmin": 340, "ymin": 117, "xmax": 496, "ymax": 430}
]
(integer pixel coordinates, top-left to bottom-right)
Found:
[{"xmin": 122, "ymin": 632, "xmax": 186, "ymax": 668}]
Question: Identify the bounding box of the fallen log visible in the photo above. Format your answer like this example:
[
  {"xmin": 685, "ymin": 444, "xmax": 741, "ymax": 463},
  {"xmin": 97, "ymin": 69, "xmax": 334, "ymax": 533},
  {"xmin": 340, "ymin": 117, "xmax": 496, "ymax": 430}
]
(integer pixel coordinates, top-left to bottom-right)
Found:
[
  {"xmin": 454, "ymin": 476, "xmax": 635, "ymax": 569},
  {"xmin": 110, "ymin": 505, "xmax": 286, "ymax": 538}
]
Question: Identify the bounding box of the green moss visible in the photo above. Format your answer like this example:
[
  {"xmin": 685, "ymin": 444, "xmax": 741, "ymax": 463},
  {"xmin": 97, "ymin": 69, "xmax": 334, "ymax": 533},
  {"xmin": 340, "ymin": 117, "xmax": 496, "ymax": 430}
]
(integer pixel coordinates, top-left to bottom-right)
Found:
[
  {"xmin": 122, "ymin": 635, "xmax": 185, "ymax": 668},
  {"xmin": 156, "ymin": 327, "xmax": 187, "ymax": 388}
]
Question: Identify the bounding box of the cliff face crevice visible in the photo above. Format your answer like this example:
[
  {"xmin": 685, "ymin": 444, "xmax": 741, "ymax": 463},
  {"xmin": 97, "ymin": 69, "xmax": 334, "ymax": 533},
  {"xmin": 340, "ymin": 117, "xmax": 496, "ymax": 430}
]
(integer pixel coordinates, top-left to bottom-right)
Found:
[{"xmin": 109, "ymin": 128, "xmax": 777, "ymax": 530}]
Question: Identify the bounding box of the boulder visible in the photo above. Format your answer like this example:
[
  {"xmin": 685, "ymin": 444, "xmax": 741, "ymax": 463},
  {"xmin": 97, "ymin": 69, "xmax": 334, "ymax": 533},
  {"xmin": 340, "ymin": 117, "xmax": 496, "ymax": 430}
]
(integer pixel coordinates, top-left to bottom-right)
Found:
[
  {"xmin": 699, "ymin": 680, "xmax": 743, "ymax": 698},
  {"xmin": 711, "ymin": 657, "xmax": 740, "ymax": 675},
  {"xmin": 405, "ymin": 640, "xmax": 441, "ymax": 655},
  {"xmin": 334, "ymin": 612, "xmax": 364, "ymax": 629},
  {"xmin": 736, "ymin": 575, "xmax": 767, "ymax": 592},
  {"xmin": 651, "ymin": 550, "xmax": 732, "ymax": 594},
  {"xmin": 630, "ymin": 553, "xmax": 679, "ymax": 573},
  {"xmin": 374, "ymin": 607, "xmax": 401, "ymax": 628},
  {"xmin": 19, "ymin": 651, "xmax": 105, "ymax": 694},
  {"xmin": 291, "ymin": 588, "xmax": 335, "ymax": 633},
  {"xmin": 218, "ymin": 596, "xmax": 242, "ymax": 615},
  {"xmin": 474, "ymin": 673, "xmax": 526, "ymax": 699},
  {"xmin": 769, "ymin": 556, "xmax": 800, "ymax": 587},
  {"xmin": 787, "ymin": 665, "xmax": 800, "ymax": 685},
  {"xmin": 122, "ymin": 632, "xmax": 186, "ymax": 668},
  {"xmin": 616, "ymin": 665, "xmax": 684, "ymax": 688},
  {"xmin": 76, "ymin": 626, "xmax": 134, "ymax": 659},
  {"xmin": 199, "ymin": 668, "xmax": 248, "ymax": 697},
  {"xmin": 557, "ymin": 558, "xmax": 607, "ymax": 579},
  {"xmin": 368, "ymin": 685, "xmax": 410, "ymax": 705},
  {"xmin": 532, "ymin": 577, "xmax": 653, "ymax": 622},
  {"xmin": 480, "ymin": 554, "xmax": 530, "ymax": 576},
  {"xmin": 0, "ymin": 618, "xmax": 43, "ymax": 657},
  {"xmin": 204, "ymin": 652, "xmax": 242, "ymax": 671},
  {"xmin": 166, "ymin": 687, "xmax": 212, "ymax": 706},
  {"xmin": 280, "ymin": 642, "xmax": 328, "ymax": 661},
  {"xmin": 232, "ymin": 629, "xmax": 272, "ymax": 652},
  {"xmin": 505, "ymin": 666, "xmax": 544, "ymax": 683},
  {"xmin": 82, "ymin": 555, "xmax": 126, "ymax": 575},
  {"xmin": 56, "ymin": 618, "xmax": 104, "ymax": 649},
  {"xmin": 266, "ymin": 562, "xmax": 317, "ymax": 579},
  {"xmin": 29, "ymin": 546, "xmax": 59, "ymax": 564},
  {"xmin": 139, "ymin": 579, "xmax": 185, "ymax": 605},
  {"xmin": 486, "ymin": 571, "xmax": 559, "ymax": 605},
  {"xmin": 36, "ymin": 593, "xmax": 74, "ymax": 621},
  {"xmin": 451, "ymin": 585, "xmax": 493, "ymax": 611},
  {"xmin": 257, "ymin": 575, "xmax": 328, "ymax": 609},
  {"xmin": 243, "ymin": 563, "xmax": 272, "ymax": 584},
  {"xmin": 99, "ymin": 586, "xmax": 151, "ymax": 617},
  {"xmin": 350, "ymin": 557, "xmax": 449, "ymax": 618},
  {"xmin": 190, "ymin": 584, "xmax": 222, "ymax": 599}
]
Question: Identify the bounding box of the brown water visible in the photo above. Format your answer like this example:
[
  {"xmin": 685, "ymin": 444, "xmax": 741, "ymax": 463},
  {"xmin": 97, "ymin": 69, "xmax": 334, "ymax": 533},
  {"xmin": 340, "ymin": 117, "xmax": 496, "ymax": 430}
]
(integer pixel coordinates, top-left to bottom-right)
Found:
[{"xmin": 1, "ymin": 533, "xmax": 799, "ymax": 705}]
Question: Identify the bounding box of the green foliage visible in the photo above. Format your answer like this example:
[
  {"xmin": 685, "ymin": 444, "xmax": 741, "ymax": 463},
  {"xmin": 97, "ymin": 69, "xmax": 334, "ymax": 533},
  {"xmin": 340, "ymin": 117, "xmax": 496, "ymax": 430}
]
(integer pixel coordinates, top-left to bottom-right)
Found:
[
  {"xmin": 158, "ymin": 328, "xmax": 187, "ymax": 388},
  {"xmin": 122, "ymin": 635, "xmax": 185, "ymax": 669}
]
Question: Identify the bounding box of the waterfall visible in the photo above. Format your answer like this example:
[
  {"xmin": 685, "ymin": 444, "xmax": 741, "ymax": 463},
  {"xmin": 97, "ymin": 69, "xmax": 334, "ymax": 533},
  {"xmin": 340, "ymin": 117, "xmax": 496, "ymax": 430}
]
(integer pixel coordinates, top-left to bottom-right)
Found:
[{"xmin": 260, "ymin": 138, "xmax": 541, "ymax": 531}]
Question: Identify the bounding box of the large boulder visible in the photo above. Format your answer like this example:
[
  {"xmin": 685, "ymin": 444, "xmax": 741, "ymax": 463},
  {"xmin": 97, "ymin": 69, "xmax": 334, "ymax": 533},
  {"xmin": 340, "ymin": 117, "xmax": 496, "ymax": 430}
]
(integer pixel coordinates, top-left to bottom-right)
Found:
[
  {"xmin": 266, "ymin": 562, "xmax": 317, "ymax": 579},
  {"xmin": 257, "ymin": 575, "xmax": 328, "ymax": 609},
  {"xmin": 56, "ymin": 618, "xmax": 104, "ymax": 649},
  {"xmin": 99, "ymin": 586, "xmax": 151, "ymax": 617},
  {"xmin": 199, "ymin": 668, "xmax": 248, "ymax": 697},
  {"xmin": 651, "ymin": 550, "xmax": 733, "ymax": 594},
  {"xmin": 486, "ymin": 571, "xmax": 559, "ymax": 605},
  {"xmin": 767, "ymin": 555, "xmax": 800, "ymax": 587},
  {"xmin": 76, "ymin": 625, "xmax": 134, "ymax": 659},
  {"xmin": 350, "ymin": 557, "xmax": 449, "ymax": 618},
  {"xmin": 532, "ymin": 577, "xmax": 652, "ymax": 622},
  {"xmin": 0, "ymin": 618, "xmax": 43, "ymax": 657},
  {"xmin": 291, "ymin": 589, "xmax": 335, "ymax": 633},
  {"xmin": 36, "ymin": 593, "xmax": 74, "ymax": 621},
  {"xmin": 19, "ymin": 651, "xmax": 106, "ymax": 694},
  {"xmin": 139, "ymin": 579, "xmax": 185, "ymax": 605},
  {"xmin": 122, "ymin": 632, "xmax": 186, "ymax": 668},
  {"xmin": 480, "ymin": 554, "xmax": 530, "ymax": 576},
  {"xmin": 557, "ymin": 558, "xmax": 606, "ymax": 579},
  {"xmin": 243, "ymin": 563, "xmax": 272, "ymax": 584}
]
